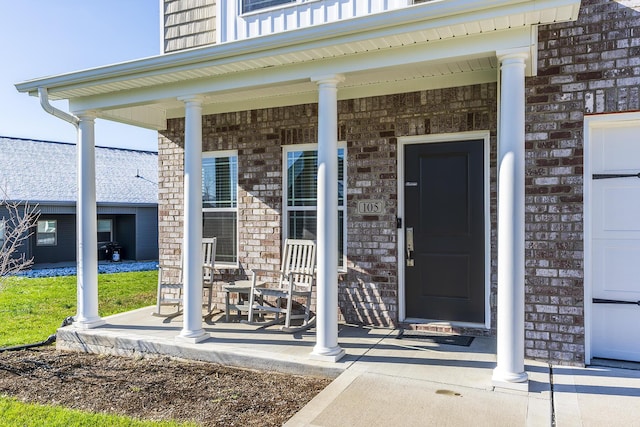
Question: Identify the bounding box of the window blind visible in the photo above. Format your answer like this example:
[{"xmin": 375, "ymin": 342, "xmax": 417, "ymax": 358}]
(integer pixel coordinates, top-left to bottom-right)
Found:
[
  {"xmin": 202, "ymin": 156, "xmax": 237, "ymax": 209},
  {"xmin": 202, "ymin": 154, "xmax": 238, "ymax": 263},
  {"xmin": 287, "ymin": 149, "xmax": 344, "ymax": 207}
]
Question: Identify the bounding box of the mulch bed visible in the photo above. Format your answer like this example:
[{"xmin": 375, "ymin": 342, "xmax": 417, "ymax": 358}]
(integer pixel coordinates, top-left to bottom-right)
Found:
[{"xmin": 0, "ymin": 347, "xmax": 331, "ymax": 426}]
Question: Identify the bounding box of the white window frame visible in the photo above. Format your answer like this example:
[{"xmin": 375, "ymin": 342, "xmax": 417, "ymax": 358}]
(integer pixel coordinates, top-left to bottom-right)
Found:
[
  {"xmin": 202, "ymin": 150, "xmax": 239, "ymax": 267},
  {"xmin": 220, "ymin": 0, "xmax": 410, "ymax": 43},
  {"xmin": 241, "ymin": 0, "xmax": 305, "ymax": 14},
  {"xmin": 97, "ymin": 219, "xmax": 113, "ymax": 243},
  {"xmin": 36, "ymin": 219, "xmax": 57, "ymax": 246},
  {"xmin": 282, "ymin": 142, "xmax": 347, "ymax": 271}
]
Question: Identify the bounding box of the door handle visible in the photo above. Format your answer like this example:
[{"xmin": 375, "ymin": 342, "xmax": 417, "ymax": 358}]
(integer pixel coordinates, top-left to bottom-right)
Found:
[{"xmin": 406, "ymin": 227, "xmax": 414, "ymax": 267}]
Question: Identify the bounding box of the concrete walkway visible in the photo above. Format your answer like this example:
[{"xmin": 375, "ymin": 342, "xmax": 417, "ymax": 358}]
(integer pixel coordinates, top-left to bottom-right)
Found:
[
  {"xmin": 56, "ymin": 307, "xmax": 640, "ymax": 426},
  {"xmin": 552, "ymin": 364, "xmax": 640, "ymax": 427}
]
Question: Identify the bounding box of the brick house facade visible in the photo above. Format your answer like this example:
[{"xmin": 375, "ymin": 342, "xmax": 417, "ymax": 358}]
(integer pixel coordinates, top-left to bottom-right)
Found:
[
  {"xmin": 155, "ymin": 0, "xmax": 640, "ymax": 366},
  {"xmin": 17, "ymin": 0, "xmax": 640, "ymax": 374}
]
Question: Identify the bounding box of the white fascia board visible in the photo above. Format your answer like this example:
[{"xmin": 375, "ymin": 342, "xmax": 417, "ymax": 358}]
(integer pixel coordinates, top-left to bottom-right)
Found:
[
  {"xmin": 70, "ymin": 26, "xmax": 531, "ymax": 113},
  {"xmin": 16, "ymin": 0, "xmax": 579, "ymax": 99}
]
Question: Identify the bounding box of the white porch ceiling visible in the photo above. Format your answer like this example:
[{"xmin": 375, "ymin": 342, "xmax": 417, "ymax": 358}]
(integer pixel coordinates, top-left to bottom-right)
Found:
[{"xmin": 15, "ymin": 0, "xmax": 581, "ymax": 130}]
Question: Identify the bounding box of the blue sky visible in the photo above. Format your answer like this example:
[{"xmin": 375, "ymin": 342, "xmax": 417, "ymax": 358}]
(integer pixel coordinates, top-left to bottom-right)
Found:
[{"xmin": 0, "ymin": 1, "xmax": 160, "ymax": 152}]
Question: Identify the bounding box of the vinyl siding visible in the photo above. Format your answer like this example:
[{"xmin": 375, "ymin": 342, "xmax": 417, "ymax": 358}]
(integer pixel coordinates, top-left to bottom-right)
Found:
[{"xmin": 164, "ymin": 0, "xmax": 216, "ymax": 53}]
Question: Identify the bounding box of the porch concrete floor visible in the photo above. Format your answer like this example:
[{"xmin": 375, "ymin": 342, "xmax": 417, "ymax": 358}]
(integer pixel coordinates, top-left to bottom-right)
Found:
[{"xmin": 59, "ymin": 306, "xmax": 509, "ymax": 381}]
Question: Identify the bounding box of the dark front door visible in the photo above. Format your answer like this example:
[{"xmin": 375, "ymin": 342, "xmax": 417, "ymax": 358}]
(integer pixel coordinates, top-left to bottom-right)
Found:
[{"xmin": 404, "ymin": 140, "xmax": 485, "ymax": 323}]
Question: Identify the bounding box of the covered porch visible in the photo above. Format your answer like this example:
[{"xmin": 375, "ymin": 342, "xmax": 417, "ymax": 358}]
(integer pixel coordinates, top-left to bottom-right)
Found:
[{"xmin": 16, "ymin": 0, "xmax": 582, "ymax": 390}]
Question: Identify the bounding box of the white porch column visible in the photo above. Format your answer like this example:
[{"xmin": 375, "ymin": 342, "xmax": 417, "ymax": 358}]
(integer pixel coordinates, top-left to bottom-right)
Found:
[
  {"xmin": 74, "ymin": 112, "xmax": 104, "ymax": 329},
  {"xmin": 311, "ymin": 74, "xmax": 345, "ymax": 362},
  {"xmin": 493, "ymin": 50, "xmax": 529, "ymax": 388},
  {"xmin": 177, "ymin": 95, "xmax": 209, "ymax": 343}
]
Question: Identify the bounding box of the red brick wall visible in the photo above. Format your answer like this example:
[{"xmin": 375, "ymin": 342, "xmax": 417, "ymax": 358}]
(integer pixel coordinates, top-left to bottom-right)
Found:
[
  {"xmin": 158, "ymin": 121, "xmax": 184, "ymax": 275},
  {"xmin": 159, "ymin": 85, "xmax": 498, "ymax": 328},
  {"xmin": 525, "ymin": 0, "xmax": 640, "ymax": 365}
]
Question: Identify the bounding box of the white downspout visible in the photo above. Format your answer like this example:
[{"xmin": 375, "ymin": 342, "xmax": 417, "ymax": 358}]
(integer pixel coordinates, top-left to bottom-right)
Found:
[
  {"xmin": 37, "ymin": 87, "xmax": 104, "ymax": 330},
  {"xmin": 38, "ymin": 87, "xmax": 79, "ymax": 127}
]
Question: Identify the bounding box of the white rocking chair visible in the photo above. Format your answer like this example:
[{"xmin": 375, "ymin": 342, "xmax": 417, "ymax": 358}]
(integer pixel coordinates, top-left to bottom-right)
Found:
[
  {"xmin": 246, "ymin": 239, "xmax": 317, "ymax": 332},
  {"xmin": 154, "ymin": 237, "xmax": 217, "ymax": 317}
]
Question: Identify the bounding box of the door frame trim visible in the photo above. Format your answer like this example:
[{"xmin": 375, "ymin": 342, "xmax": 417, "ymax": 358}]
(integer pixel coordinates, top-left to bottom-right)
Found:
[
  {"xmin": 584, "ymin": 111, "xmax": 640, "ymax": 364},
  {"xmin": 397, "ymin": 131, "xmax": 491, "ymax": 328}
]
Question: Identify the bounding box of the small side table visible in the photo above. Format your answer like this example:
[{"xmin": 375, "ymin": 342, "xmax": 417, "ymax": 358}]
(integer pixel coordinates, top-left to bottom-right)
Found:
[{"xmin": 222, "ymin": 280, "xmax": 254, "ymax": 322}]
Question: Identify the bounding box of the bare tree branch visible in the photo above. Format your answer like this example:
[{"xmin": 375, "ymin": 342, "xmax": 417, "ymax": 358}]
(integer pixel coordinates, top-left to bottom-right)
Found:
[{"xmin": 1, "ymin": 189, "xmax": 40, "ymax": 283}]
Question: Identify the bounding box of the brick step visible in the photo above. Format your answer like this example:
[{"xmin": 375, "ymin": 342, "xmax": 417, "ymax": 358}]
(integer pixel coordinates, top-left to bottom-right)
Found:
[{"xmin": 398, "ymin": 322, "xmax": 493, "ymax": 338}]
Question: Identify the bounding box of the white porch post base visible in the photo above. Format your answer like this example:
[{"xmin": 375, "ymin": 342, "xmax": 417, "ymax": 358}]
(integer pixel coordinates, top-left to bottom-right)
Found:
[
  {"xmin": 492, "ymin": 49, "xmax": 529, "ymax": 389},
  {"xmin": 492, "ymin": 371, "xmax": 529, "ymax": 391},
  {"xmin": 74, "ymin": 112, "xmax": 104, "ymax": 330},
  {"xmin": 310, "ymin": 346, "xmax": 346, "ymax": 362},
  {"xmin": 73, "ymin": 317, "xmax": 105, "ymax": 329},
  {"xmin": 175, "ymin": 331, "xmax": 210, "ymax": 344},
  {"xmin": 310, "ymin": 74, "xmax": 345, "ymax": 363},
  {"xmin": 178, "ymin": 95, "xmax": 209, "ymax": 343}
]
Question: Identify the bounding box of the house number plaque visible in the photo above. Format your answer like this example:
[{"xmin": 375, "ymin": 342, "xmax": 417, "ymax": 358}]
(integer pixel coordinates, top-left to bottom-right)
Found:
[{"xmin": 357, "ymin": 200, "xmax": 384, "ymax": 215}]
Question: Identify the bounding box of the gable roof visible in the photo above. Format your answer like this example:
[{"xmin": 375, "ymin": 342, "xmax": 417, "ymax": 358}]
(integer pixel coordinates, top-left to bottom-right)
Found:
[{"xmin": 0, "ymin": 136, "xmax": 158, "ymax": 205}]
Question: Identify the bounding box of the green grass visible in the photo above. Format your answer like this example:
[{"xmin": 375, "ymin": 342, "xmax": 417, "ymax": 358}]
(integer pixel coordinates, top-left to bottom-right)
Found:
[
  {"xmin": 0, "ymin": 270, "xmax": 193, "ymax": 426},
  {"xmin": 0, "ymin": 396, "xmax": 196, "ymax": 427},
  {"xmin": 0, "ymin": 270, "xmax": 158, "ymax": 348}
]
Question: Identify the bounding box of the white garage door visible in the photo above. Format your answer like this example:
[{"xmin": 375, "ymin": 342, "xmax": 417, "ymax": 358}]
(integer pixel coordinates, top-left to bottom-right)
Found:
[{"xmin": 591, "ymin": 121, "xmax": 640, "ymax": 362}]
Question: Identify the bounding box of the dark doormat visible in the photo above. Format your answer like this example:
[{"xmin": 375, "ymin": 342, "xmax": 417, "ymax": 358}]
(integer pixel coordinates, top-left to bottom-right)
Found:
[{"xmin": 396, "ymin": 330, "xmax": 475, "ymax": 347}]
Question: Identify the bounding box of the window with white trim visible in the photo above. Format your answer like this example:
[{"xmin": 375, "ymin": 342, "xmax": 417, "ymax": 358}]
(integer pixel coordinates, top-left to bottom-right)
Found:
[
  {"xmin": 97, "ymin": 219, "xmax": 113, "ymax": 243},
  {"xmin": 202, "ymin": 151, "xmax": 238, "ymax": 264},
  {"xmin": 242, "ymin": 0, "xmax": 296, "ymax": 13},
  {"xmin": 36, "ymin": 219, "xmax": 57, "ymax": 246},
  {"xmin": 283, "ymin": 144, "xmax": 346, "ymax": 269}
]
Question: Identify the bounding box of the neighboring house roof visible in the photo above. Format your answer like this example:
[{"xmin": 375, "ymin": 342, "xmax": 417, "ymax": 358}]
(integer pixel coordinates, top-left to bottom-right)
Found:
[{"xmin": 0, "ymin": 136, "xmax": 158, "ymax": 205}]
